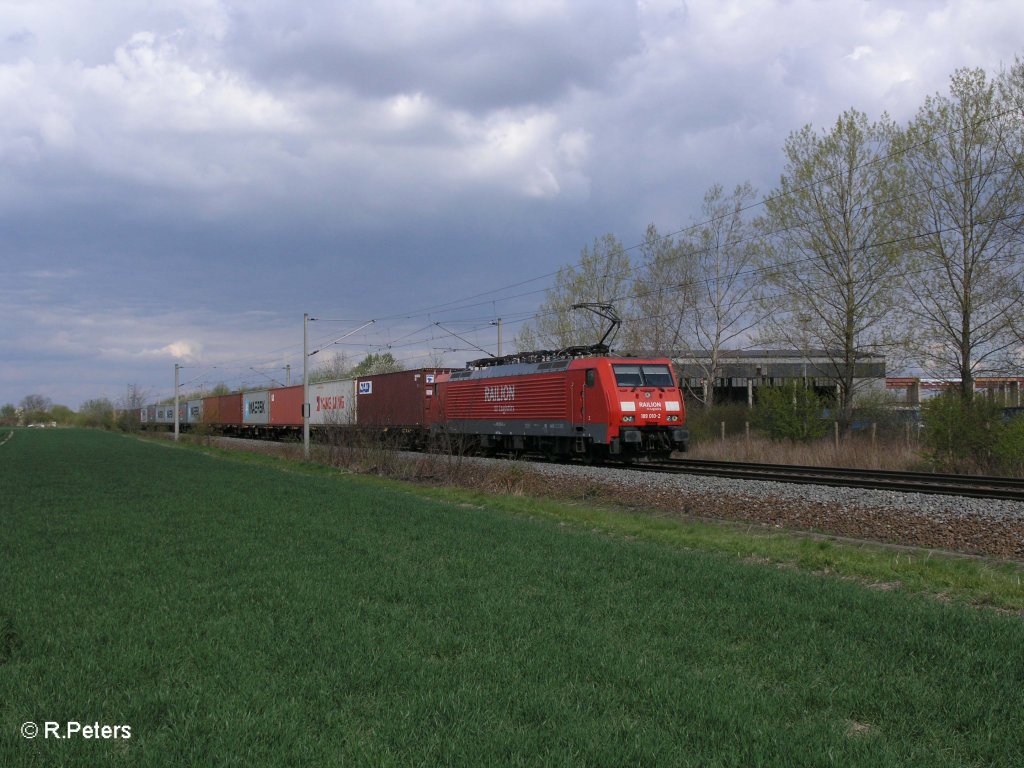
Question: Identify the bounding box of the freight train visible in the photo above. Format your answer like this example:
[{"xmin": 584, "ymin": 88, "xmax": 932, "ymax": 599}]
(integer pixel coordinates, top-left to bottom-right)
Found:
[{"xmin": 142, "ymin": 352, "xmax": 690, "ymax": 461}]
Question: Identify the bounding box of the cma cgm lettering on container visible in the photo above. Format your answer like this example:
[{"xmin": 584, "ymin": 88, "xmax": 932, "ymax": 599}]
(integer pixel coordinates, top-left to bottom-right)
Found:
[{"xmin": 429, "ymin": 354, "xmax": 688, "ymax": 461}]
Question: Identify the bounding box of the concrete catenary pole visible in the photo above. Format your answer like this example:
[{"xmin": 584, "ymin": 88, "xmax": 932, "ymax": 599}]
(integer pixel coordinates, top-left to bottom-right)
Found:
[
  {"xmin": 492, "ymin": 318, "xmax": 503, "ymax": 357},
  {"xmin": 303, "ymin": 313, "xmax": 311, "ymax": 459},
  {"xmin": 173, "ymin": 363, "xmax": 180, "ymax": 442}
]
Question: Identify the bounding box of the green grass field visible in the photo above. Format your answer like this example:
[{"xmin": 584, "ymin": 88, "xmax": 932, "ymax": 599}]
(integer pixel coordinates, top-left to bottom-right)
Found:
[{"xmin": 2, "ymin": 429, "xmax": 1023, "ymax": 766}]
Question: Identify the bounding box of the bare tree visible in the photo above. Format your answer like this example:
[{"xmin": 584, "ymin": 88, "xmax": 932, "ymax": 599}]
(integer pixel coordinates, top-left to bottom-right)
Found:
[
  {"xmin": 996, "ymin": 56, "xmax": 1024, "ymax": 188},
  {"xmin": 759, "ymin": 109, "xmax": 906, "ymax": 427},
  {"xmin": 620, "ymin": 224, "xmax": 695, "ymax": 356},
  {"xmin": 116, "ymin": 383, "xmax": 149, "ymax": 431},
  {"xmin": 20, "ymin": 394, "xmax": 53, "ymax": 424},
  {"xmin": 996, "ymin": 57, "xmax": 1024, "ymax": 361},
  {"xmin": 309, "ymin": 351, "xmax": 352, "ymax": 383},
  {"xmin": 681, "ymin": 182, "xmax": 762, "ymax": 407},
  {"xmin": 515, "ymin": 233, "xmax": 632, "ymax": 351},
  {"xmin": 424, "ymin": 349, "xmax": 451, "ymax": 369},
  {"xmin": 79, "ymin": 398, "xmax": 115, "ymax": 429},
  {"xmin": 900, "ymin": 67, "xmax": 1024, "ymax": 399}
]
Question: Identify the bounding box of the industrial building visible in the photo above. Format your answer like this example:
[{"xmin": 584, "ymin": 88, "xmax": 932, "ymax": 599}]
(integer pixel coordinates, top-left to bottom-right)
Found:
[
  {"xmin": 674, "ymin": 349, "xmax": 886, "ymax": 406},
  {"xmin": 885, "ymin": 377, "xmax": 1023, "ymax": 406},
  {"xmin": 673, "ymin": 348, "xmax": 1023, "ymax": 409}
]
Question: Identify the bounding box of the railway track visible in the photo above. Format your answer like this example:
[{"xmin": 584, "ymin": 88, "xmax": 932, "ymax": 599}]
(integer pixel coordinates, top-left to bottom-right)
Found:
[
  {"xmin": 640, "ymin": 458, "xmax": 1024, "ymax": 502},
  {"xmin": 202, "ymin": 434, "xmax": 1023, "ymax": 503}
]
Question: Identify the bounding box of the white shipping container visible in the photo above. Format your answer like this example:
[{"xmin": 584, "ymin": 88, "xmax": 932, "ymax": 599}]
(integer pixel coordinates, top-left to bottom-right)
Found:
[
  {"xmin": 243, "ymin": 390, "xmax": 271, "ymax": 425},
  {"xmin": 187, "ymin": 399, "xmax": 204, "ymax": 424},
  {"xmin": 309, "ymin": 378, "xmax": 356, "ymax": 426},
  {"xmin": 152, "ymin": 403, "xmax": 184, "ymax": 424}
]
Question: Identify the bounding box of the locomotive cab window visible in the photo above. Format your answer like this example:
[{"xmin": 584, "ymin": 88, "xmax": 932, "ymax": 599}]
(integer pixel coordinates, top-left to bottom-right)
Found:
[
  {"xmin": 613, "ymin": 364, "xmax": 674, "ymax": 388},
  {"xmin": 613, "ymin": 365, "xmax": 643, "ymax": 387},
  {"xmin": 585, "ymin": 369, "xmax": 596, "ymax": 387},
  {"xmin": 641, "ymin": 365, "xmax": 675, "ymax": 388}
]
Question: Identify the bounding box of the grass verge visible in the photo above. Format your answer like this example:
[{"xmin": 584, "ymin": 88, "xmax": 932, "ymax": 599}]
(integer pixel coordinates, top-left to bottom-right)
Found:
[{"xmin": 189, "ymin": 432, "xmax": 1024, "ymax": 613}]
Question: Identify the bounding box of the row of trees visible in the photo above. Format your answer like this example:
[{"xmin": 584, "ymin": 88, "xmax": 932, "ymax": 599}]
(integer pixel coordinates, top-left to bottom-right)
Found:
[
  {"xmin": 0, "ymin": 395, "xmax": 67, "ymax": 426},
  {"xmin": 1, "ymin": 385, "xmax": 150, "ymax": 430},
  {"xmin": 1, "ymin": 395, "xmax": 113, "ymax": 429},
  {"xmin": 519, "ymin": 61, "xmax": 1024, "ymax": 427},
  {"xmin": 308, "ymin": 352, "xmax": 404, "ymax": 383}
]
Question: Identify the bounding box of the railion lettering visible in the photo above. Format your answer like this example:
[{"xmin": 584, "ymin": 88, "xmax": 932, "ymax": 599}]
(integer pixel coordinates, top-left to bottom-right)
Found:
[{"xmin": 484, "ymin": 384, "xmax": 515, "ymax": 403}]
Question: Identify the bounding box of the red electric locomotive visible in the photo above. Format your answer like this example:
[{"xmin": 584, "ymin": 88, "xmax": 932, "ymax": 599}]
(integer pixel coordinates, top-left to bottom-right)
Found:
[{"xmin": 429, "ymin": 354, "xmax": 689, "ymax": 461}]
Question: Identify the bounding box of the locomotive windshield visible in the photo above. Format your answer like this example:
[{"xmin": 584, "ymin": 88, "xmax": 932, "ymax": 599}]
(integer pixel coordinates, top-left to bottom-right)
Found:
[{"xmin": 613, "ymin": 364, "xmax": 676, "ymax": 388}]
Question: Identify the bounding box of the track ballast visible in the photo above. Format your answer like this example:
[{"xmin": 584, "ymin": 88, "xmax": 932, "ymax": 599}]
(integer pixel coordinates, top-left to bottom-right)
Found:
[{"xmin": 641, "ymin": 458, "xmax": 1024, "ymax": 502}]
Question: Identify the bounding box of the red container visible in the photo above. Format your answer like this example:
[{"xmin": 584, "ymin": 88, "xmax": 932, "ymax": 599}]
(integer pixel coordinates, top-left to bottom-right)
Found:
[
  {"xmin": 204, "ymin": 394, "xmax": 242, "ymax": 426},
  {"xmin": 355, "ymin": 369, "xmax": 454, "ymax": 427},
  {"xmin": 269, "ymin": 385, "xmax": 304, "ymax": 427}
]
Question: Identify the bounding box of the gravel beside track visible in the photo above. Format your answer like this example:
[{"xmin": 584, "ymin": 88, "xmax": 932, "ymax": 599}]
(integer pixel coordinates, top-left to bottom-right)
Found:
[{"xmin": 508, "ymin": 460, "xmax": 1024, "ymax": 560}]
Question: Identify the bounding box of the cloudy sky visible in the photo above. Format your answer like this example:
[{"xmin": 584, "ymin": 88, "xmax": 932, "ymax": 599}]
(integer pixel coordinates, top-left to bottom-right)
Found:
[{"xmin": 2, "ymin": 0, "xmax": 1022, "ymax": 408}]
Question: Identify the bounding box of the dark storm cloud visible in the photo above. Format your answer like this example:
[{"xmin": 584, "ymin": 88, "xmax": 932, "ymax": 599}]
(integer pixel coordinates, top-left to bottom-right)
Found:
[{"xmin": 223, "ymin": 1, "xmax": 641, "ymax": 111}]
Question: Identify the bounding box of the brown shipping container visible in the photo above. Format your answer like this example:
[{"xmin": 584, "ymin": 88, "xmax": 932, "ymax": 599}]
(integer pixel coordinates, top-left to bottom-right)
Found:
[
  {"xmin": 355, "ymin": 369, "xmax": 453, "ymax": 427},
  {"xmin": 204, "ymin": 393, "xmax": 243, "ymax": 426},
  {"xmin": 269, "ymin": 385, "xmax": 304, "ymax": 427}
]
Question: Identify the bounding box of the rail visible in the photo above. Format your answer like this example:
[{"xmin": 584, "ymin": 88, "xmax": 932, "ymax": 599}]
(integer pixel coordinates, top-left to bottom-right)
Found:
[{"xmin": 638, "ymin": 458, "xmax": 1024, "ymax": 502}]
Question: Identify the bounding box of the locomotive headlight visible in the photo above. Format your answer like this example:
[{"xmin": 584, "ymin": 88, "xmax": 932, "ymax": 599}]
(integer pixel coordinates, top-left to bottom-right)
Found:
[
  {"xmin": 667, "ymin": 415, "xmax": 679, "ymax": 422},
  {"xmin": 622, "ymin": 415, "xmax": 635, "ymax": 423}
]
